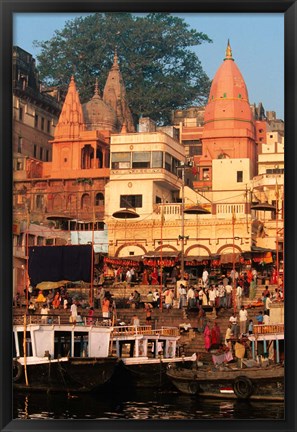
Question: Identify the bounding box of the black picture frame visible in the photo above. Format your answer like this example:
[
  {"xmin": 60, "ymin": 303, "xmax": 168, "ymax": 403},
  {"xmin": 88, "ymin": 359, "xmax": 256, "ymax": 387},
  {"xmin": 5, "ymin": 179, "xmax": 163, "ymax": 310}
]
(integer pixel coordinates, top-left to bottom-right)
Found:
[{"xmin": 1, "ymin": 1, "xmax": 296, "ymax": 431}]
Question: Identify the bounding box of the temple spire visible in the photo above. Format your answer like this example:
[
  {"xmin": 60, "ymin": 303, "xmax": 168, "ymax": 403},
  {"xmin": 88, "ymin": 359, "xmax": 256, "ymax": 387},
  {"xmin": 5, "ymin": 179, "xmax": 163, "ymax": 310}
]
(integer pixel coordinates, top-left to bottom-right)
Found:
[
  {"xmin": 54, "ymin": 75, "xmax": 85, "ymax": 139},
  {"xmin": 224, "ymin": 39, "xmax": 234, "ymax": 61},
  {"xmin": 112, "ymin": 48, "xmax": 119, "ymax": 70}
]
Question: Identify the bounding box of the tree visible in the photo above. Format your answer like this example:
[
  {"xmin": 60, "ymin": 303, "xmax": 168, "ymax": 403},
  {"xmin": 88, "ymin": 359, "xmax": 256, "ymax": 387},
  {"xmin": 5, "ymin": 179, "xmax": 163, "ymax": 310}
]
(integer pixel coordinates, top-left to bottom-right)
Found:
[{"xmin": 34, "ymin": 12, "xmax": 212, "ymax": 125}]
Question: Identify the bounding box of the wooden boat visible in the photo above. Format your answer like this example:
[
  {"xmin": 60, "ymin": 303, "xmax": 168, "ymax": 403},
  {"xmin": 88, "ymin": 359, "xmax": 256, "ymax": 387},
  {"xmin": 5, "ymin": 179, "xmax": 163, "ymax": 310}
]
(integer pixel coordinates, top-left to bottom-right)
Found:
[
  {"xmin": 110, "ymin": 325, "xmax": 197, "ymax": 388},
  {"xmin": 166, "ymin": 361, "xmax": 284, "ymax": 401},
  {"xmin": 13, "ymin": 314, "xmax": 118, "ymax": 392}
]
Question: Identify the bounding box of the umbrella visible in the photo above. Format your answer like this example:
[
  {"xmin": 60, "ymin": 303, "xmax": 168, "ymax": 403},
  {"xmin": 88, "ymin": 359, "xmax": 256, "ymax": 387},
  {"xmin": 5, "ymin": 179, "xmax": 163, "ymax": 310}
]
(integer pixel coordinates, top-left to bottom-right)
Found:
[{"xmin": 36, "ymin": 281, "xmax": 69, "ymax": 290}]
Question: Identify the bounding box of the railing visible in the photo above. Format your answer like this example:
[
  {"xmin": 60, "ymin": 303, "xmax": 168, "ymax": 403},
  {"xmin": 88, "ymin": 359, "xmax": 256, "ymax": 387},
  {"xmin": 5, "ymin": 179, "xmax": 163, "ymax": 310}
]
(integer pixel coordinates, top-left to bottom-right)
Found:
[
  {"xmin": 12, "ymin": 313, "xmax": 110, "ymax": 327},
  {"xmin": 111, "ymin": 325, "xmax": 179, "ymax": 337},
  {"xmin": 253, "ymin": 323, "xmax": 284, "ymax": 335}
]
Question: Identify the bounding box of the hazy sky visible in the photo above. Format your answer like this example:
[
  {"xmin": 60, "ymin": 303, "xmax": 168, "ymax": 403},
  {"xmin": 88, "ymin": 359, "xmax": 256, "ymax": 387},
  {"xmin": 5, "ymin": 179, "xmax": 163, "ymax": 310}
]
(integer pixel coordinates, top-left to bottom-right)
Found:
[{"xmin": 13, "ymin": 12, "xmax": 284, "ymax": 120}]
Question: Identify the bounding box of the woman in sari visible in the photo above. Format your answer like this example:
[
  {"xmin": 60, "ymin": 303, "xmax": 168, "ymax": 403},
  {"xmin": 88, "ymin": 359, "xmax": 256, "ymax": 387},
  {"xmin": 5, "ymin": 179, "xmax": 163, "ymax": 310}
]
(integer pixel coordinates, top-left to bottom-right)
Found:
[{"xmin": 203, "ymin": 323, "xmax": 211, "ymax": 351}]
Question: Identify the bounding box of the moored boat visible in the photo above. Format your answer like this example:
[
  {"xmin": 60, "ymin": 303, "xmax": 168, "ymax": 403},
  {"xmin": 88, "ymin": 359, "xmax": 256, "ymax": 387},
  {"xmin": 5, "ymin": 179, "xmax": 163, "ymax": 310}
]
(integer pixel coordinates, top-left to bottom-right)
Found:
[
  {"xmin": 13, "ymin": 314, "xmax": 118, "ymax": 392},
  {"xmin": 110, "ymin": 325, "xmax": 197, "ymax": 388},
  {"xmin": 166, "ymin": 361, "xmax": 284, "ymax": 401}
]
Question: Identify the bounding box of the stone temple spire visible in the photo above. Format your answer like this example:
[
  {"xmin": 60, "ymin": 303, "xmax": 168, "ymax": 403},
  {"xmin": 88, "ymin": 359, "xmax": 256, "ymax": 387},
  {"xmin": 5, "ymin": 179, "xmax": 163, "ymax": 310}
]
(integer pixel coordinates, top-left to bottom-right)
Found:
[
  {"xmin": 94, "ymin": 78, "xmax": 100, "ymax": 98},
  {"xmin": 103, "ymin": 50, "xmax": 135, "ymax": 132},
  {"xmin": 54, "ymin": 75, "xmax": 85, "ymax": 139}
]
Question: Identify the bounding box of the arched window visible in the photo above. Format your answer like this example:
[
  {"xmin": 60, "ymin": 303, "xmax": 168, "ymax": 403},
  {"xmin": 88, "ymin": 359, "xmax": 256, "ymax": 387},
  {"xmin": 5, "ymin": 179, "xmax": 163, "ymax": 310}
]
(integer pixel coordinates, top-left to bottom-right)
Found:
[
  {"xmin": 53, "ymin": 194, "xmax": 62, "ymax": 211},
  {"xmin": 81, "ymin": 193, "xmax": 91, "ymax": 210},
  {"xmin": 66, "ymin": 194, "xmax": 77, "ymax": 214},
  {"xmin": 81, "ymin": 144, "xmax": 94, "ymax": 169},
  {"xmin": 95, "ymin": 193, "xmax": 104, "ymax": 206}
]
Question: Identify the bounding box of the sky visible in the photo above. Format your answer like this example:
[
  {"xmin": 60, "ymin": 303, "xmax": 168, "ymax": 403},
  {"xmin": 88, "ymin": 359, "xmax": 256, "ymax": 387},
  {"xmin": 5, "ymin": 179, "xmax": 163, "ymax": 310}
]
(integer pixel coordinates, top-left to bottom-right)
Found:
[{"xmin": 13, "ymin": 12, "xmax": 284, "ymax": 120}]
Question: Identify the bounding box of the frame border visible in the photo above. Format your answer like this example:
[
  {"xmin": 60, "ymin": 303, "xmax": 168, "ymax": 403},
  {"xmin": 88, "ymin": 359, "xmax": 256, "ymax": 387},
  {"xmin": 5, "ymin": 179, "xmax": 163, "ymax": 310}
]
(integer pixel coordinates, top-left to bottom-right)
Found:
[{"xmin": 1, "ymin": 1, "xmax": 296, "ymax": 431}]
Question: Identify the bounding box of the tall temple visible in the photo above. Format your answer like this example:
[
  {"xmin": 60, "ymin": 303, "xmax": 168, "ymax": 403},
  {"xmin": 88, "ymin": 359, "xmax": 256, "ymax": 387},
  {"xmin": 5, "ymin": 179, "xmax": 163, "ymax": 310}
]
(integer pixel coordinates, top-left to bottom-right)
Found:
[
  {"xmin": 103, "ymin": 50, "xmax": 135, "ymax": 133},
  {"xmin": 199, "ymin": 41, "xmax": 257, "ymax": 185}
]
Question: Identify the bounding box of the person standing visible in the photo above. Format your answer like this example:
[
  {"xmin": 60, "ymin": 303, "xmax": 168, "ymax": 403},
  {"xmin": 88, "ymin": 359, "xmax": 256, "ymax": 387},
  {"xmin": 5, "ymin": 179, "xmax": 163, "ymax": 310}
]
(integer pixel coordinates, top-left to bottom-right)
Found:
[
  {"xmin": 236, "ymin": 284, "xmax": 242, "ymax": 310},
  {"xmin": 202, "ymin": 268, "xmax": 209, "ymax": 287},
  {"xmin": 178, "ymin": 283, "xmax": 187, "ymax": 309},
  {"xmin": 225, "ymin": 324, "xmax": 233, "ymax": 349},
  {"xmin": 264, "ymin": 293, "xmax": 272, "ymax": 316},
  {"xmin": 101, "ymin": 297, "xmax": 110, "ymax": 320},
  {"xmin": 211, "ymin": 322, "xmax": 221, "ymax": 348},
  {"xmin": 145, "ymin": 303, "xmax": 153, "ymax": 325},
  {"xmin": 70, "ymin": 301, "xmax": 78, "ymax": 324},
  {"xmin": 40, "ymin": 304, "xmax": 49, "ymax": 324},
  {"xmin": 203, "ymin": 322, "xmax": 211, "ymax": 351},
  {"xmin": 186, "ymin": 285, "xmax": 196, "ymax": 308},
  {"xmin": 248, "ymin": 319, "xmax": 253, "ymax": 335},
  {"xmin": 239, "ymin": 305, "xmax": 248, "ymax": 336},
  {"xmin": 263, "ymin": 311, "xmax": 270, "ymax": 325},
  {"xmin": 163, "ymin": 288, "xmax": 174, "ymax": 310},
  {"xmin": 152, "ymin": 289, "xmax": 160, "ymax": 308},
  {"xmin": 126, "ymin": 268, "xmax": 132, "ymax": 285},
  {"xmin": 208, "ymin": 285, "xmax": 216, "ymax": 308},
  {"xmin": 229, "ymin": 312, "xmax": 239, "ymax": 338},
  {"xmin": 225, "ymin": 282, "xmax": 232, "ymax": 308}
]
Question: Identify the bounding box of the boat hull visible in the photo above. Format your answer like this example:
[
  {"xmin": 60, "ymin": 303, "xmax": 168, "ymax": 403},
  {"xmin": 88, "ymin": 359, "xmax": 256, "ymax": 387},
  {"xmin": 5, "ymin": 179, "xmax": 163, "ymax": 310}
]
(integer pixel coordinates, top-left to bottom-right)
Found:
[
  {"xmin": 13, "ymin": 356, "xmax": 118, "ymax": 392},
  {"xmin": 116, "ymin": 355, "xmax": 197, "ymax": 388},
  {"xmin": 166, "ymin": 364, "xmax": 284, "ymax": 401}
]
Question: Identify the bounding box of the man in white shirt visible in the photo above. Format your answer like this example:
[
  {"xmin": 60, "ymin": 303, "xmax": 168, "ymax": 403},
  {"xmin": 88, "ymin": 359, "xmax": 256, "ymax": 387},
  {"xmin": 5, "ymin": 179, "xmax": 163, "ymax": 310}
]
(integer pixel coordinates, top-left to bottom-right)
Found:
[
  {"xmin": 229, "ymin": 312, "xmax": 239, "ymax": 338},
  {"xmin": 70, "ymin": 301, "xmax": 78, "ymax": 324},
  {"xmin": 239, "ymin": 306, "xmax": 248, "ymax": 335},
  {"xmin": 225, "ymin": 283, "xmax": 233, "ymax": 309},
  {"xmin": 186, "ymin": 286, "xmax": 196, "ymax": 308},
  {"xmin": 263, "ymin": 311, "xmax": 270, "ymax": 325},
  {"xmin": 202, "ymin": 269, "xmax": 209, "ymax": 287},
  {"xmin": 208, "ymin": 286, "xmax": 216, "ymax": 307},
  {"xmin": 236, "ymin": 285, "xmax": 242, "ymax": 310}
]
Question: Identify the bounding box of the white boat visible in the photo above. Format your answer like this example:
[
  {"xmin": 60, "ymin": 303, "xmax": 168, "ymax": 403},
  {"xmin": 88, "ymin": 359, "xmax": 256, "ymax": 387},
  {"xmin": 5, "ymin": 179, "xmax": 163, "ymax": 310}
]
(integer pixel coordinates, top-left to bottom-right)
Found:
[
  {"xmin": 110, "ymin": 325, "xmax": 197, "ymax": 387},
  {"xmin": 13, "ymin": 314, "xmax": 118, "ymax": 392}
]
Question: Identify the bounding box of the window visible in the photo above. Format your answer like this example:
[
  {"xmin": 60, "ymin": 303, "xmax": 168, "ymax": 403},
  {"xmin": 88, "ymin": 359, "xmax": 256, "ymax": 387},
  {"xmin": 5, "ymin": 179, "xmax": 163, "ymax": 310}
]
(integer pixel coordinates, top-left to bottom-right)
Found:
[
  {"xmin": 37, "ymin": 236, "xmax": 44, "ymax": 246},
  {"xmin": 17, "ymin": 137, "xmax": 22, "ymax": 153},
  {"xmin": 36, "ymin": 195, "xmax": 43, "ymax": 209},
  {"xmin": 34, "ymin": 114, "xmax": 38, "ymax": 128},
  {"xmin": 111, "ymin": 152, "xmax": 131, "ymax": 169},
  {"xmin": 237, "ymin": 171, "xmax": 243, "ymax": 182},
  {"xmin": 266, "ymin": 168, "xmax": 284, "ymax": 174},
  {"xmin": 19, "ymin": 107, "xmax": 23, "ymax": 121},
  {"xmin": 120, "ymin": 194, "xmax": 142, "ymax": 208},
  {"xmin": 188, "ymin": 142, "xmax": 203, "ymax": 156},
  {"xmin": 39, "ymin": 147, "xmax": 43, "ymax": 160},
  {"xmin": 95, "ymin": 193, "xmax": 104, "ymax": 206},
  {"xmin": 152, "ymin": 151, "xmax": 163, "ymax": 168},
  {"xmin": 165, "ymin": 153, "xmax": 172, "ymax": 172},
  {"xmin": 41, "ymin": 117, "xmax": 45, "ymax": 130},
  {"xmin": 203, "ymin": 168, "xmax": 210, "ymax": 180},
  {"xmin": 33, "ymin": 145, "xmax": 37, "ymax": 158},
  {"xmin": 46, "ymin": 150, "xmax": 49, "ymax": 161},
  {"xmin": 156, "ymin": 196, "xmax": 162, "ymax": 204},
  {"xmin": 132, "ymin": 152, "xmax": 150, "ymax": 168},
  {"xmin": 172, "ymin": 157, "xmax": 179, "ymax": 175},
  {"xmin": 47, "ymin": 120, "xmax": 51, "ymax": 133}
]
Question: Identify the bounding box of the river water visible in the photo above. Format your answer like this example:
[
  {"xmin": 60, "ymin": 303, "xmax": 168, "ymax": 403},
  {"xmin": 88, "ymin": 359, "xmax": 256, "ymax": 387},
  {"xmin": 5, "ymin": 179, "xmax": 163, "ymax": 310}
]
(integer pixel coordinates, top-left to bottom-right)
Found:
[{"xmin": 13, "ymin": 388, "xmax": 284, "ymax": 420}]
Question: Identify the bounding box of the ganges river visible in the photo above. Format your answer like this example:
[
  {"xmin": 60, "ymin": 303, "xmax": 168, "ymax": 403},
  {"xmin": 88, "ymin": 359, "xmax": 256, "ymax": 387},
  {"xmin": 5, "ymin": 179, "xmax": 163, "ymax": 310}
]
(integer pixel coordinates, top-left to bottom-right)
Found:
[{"xmin": 13, "ymin": 388, "xmax": 284, "ymax": 420}]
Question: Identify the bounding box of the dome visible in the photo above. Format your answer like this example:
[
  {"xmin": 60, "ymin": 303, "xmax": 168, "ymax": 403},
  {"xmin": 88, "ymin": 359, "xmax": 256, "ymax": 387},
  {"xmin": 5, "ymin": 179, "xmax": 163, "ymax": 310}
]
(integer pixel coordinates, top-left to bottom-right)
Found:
[
  {"xmin": 82, "ymin": 80, "xmax": 119, "ymax": 132},
  {"xmin": 202, "ymin": 41, "xmax": 255, "ymax": 139}
]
